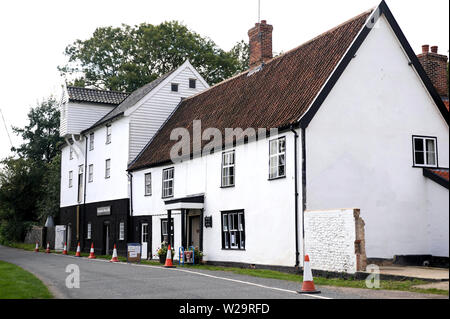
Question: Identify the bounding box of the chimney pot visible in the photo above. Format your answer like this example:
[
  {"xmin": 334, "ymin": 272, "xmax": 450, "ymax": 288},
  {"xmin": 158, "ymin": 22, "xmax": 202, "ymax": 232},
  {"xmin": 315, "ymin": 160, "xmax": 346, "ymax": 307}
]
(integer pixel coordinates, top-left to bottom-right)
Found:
[
  {"xmin": 430, "ymin": 46, "xmax": 438, "ymax": 53},
  {"xmin": 422, "ymin": 44, "xmax": 429, "ymax": 53}
]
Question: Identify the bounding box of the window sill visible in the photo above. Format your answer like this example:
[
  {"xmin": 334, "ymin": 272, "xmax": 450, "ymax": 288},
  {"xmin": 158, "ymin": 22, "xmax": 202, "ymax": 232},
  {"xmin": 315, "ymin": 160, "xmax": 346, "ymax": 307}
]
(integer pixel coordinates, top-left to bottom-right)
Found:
[
  {"xmin": 220, "ymin": 185, "xmax": 235, "ymax": 189},
  {"xmin": 145, "ymin": 194, "xmax": 152, "ymax": 197},
  {"xmin": 412, "ymin": 165, "xmax": 438, "ymax": 168},
  {"xmin": 268, "ymin": 175, "xmax": 286, "ymax": 181},
  {"xmin": 162, "ymin": 195, "xmax": 174, "ymax": 199},
  {"xmin": 221, "ymin": 248, "xmax": 246, "ymax": 251}
]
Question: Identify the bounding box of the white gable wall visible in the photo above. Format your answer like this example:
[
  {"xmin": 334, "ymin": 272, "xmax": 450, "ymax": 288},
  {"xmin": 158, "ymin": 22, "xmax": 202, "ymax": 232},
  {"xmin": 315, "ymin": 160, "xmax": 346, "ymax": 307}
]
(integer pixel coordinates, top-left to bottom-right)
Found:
[
  {"xmin": 128, "ymin": 66, "xmax": 209, "ymax": 162},
  {"xmin": 63, "ymin": 102, "xmax": 115, "ymax": 136},
  {"xmin": 305, "ymin": 15, "xmax": 449, "ymax": 258},
  {"xmin": 60, "ymin": 140, "xmax": 87, "ymax": 207}
]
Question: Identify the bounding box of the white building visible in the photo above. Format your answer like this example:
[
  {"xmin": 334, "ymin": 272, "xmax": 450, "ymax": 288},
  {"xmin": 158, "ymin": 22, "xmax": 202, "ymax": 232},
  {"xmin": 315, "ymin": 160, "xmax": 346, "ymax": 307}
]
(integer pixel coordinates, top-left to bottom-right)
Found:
[
  {"xmin": 59, "ymin": 61, "xmax": 209, "ymax": 255},
  {"xmin": 127, "ymin": 1, "xmax": 449, "ymax": 270}
]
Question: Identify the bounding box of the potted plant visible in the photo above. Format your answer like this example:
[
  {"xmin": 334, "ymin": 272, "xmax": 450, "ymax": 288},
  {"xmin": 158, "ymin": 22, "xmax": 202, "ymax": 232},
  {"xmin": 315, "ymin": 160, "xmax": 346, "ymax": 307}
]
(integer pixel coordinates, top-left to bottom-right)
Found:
[
  {"xmin": 157, "ymin": 242, "xmax": 174, "ymax": 264},
  {"xmin": 193, "ymin": 247, "xmax": 204, "ymax": 265}
]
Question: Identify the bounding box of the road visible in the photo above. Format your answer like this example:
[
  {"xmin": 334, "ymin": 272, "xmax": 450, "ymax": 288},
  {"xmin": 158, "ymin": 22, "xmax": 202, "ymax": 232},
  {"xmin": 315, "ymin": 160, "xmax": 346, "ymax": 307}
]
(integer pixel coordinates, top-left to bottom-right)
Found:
[{"xmin": 0, "ymin": 245, "xmax": 446, "ymax": 299}]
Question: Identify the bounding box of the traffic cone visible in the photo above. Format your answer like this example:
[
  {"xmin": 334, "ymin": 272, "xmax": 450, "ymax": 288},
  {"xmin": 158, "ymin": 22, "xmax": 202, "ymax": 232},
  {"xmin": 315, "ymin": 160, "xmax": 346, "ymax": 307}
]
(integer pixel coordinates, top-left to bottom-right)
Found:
[
  {"xmin": 164, "ymin": 244, "xmax": 176, "ymax": 268},
  {"xmin": 75, "ymin": 242, "xmax": 81, "ymax": 257},
  {"xmin": 110, "ymin": 244, "xmax": 119, "ymax": 262},
  {"xmin": 297, "ymin": 255, "xmax": 321, "ymax": 294},
  {"xmin": 34, "ymin": 242, "xmax": 39, "ymax": 252},
  {"xmin": 62, "ymin": 242, "xmax": 68, "ymax": 255},
  {"xmin": 45, "ymin": 242, "xmax": 50, "ymax": 254},
  {"xmin": 88, "ymin": 242, "xmax": 96, "ymax": 259}
]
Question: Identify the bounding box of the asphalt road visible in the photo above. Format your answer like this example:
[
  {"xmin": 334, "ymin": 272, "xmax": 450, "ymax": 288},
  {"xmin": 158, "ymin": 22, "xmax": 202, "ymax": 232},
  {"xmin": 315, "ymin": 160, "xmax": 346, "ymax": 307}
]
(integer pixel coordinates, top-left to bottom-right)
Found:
[{"xmin": 0, "ymin": 245, "xmax": 445, "ymax": 299}]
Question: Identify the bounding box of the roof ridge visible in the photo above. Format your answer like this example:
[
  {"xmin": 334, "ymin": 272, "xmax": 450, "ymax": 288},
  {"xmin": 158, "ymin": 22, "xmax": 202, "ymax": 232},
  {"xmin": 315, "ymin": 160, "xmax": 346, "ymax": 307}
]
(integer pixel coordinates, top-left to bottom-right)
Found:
[{"xmin": 67, "ymin": 85, "xmax": 130, "ymax": 95}]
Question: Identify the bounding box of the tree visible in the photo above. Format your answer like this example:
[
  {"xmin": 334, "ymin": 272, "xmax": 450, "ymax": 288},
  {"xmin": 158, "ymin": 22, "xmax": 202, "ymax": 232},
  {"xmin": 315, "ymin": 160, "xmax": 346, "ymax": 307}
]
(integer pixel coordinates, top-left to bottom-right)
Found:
[
  {"xmin": 36, "ymin": 154, "xmax": 61, "ymax": 223},
  {"xmin": 58, "ymin": 21, "xmax": 249, "ymax": 92},
  {"xmin": 11, "ymin": 97, "xmax": 63, "ymax": 163}
]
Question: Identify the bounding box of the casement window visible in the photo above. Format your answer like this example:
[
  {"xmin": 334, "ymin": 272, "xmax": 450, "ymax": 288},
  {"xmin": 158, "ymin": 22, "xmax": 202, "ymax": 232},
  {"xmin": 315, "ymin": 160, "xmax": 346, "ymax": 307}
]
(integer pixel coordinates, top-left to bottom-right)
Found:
[
  {"xmin": 88, "ymin": 164, "xmax": 94, "ymax": 183},
  {"xmin": 87, "ymin": 222, "xmax": 92, "ymax": 239},
  {"xmin": 413, "ymin": 136, "xmax": 437, "ymax": 167},
  {"xmin": 162, "ymin": 168, "xmax": 174, "ymax": 198},
  {"xmin": 105, "ymin": 159, "xmax": 111, "ymax": 178},
  {"xmin": 269, "ymin": 137, "xmax": 286, "ymax": 179},
  {"xmin": 119, "ymin": 222, "xmax": 125, "ymax": 241},
  {"xmin": 89, "ymin": 133, "xmax": 94, "ymax": 151},
  {"xmin": 189, "ymin": 78, "xmax": 196, "ymax": 89},
  {"xmin": 145, "ymin": 173, "xmax": 152, "ymax": 196},
  {"xmin": 69, "ymin": 147, "xmax": 73, "ymax": 160},
  {"xmin": 106, "ymin": 124, "xmax": 112, "ymax": 144},
  {"xmin": 171, "ymin": 83, "xmax": 179, "ymax": 92},
  {"xmin": 161, "ymin": 218, "xmax": 174, "ymax": 244},
  {"xmin": 69, "ymin": 171, "xmax": 73, "ymax": 188},
  {"xmin": 221, "ymin": 150, "xmax": 235, "ymax": 187},
  {"xmin": 221, "ymin": 211, "xmax": 245, "ymax": 250},
  {"xmin": 77, "ymin": 165, "xmax": 84, "ymax": 203}
]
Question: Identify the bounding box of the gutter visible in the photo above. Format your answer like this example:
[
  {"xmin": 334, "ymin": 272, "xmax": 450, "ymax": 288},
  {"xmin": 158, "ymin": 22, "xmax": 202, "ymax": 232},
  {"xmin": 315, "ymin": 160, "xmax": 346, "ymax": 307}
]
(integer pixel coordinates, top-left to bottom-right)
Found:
[{"xmin": 290, "ymin": 125, "xmax": 300, "ymax": 268}]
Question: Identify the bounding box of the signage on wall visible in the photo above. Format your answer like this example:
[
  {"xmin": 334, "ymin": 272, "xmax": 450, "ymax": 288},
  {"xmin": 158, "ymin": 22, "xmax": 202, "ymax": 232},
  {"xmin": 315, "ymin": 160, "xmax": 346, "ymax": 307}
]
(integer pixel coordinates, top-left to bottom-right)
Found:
[
  {"xmin": 97, "ymin": 206, "xmax": 111, "ymax": 216},
  {"xmin": 204, "ymin": 216, "xmax": 212, "ymax": 228}
]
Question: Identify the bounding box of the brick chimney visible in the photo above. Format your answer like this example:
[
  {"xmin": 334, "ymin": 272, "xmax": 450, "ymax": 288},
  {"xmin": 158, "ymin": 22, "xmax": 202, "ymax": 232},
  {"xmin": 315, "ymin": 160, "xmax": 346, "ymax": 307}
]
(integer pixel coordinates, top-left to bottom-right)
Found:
[
  {"xmin": 248, "ymin": 20, "xmax": 273, "ymax": 69},
  {"xmin": 417, "ymin": 44, "xmax": 449, "ymax": 98}
]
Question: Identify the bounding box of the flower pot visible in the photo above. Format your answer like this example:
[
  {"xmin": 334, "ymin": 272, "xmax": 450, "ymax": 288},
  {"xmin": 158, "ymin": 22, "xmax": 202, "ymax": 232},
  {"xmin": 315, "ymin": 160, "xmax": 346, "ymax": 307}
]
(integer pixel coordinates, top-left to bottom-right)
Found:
[{"xmin": 159, "ymin": 255, "xmax": 166, "ymax": 264}]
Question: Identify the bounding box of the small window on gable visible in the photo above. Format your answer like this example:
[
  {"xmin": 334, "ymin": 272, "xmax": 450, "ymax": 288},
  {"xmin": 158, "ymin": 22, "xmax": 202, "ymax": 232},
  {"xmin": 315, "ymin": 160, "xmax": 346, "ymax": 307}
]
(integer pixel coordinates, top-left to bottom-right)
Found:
[
  {"xmin": 413, "ymin": 136, "xmax": 437, "ymax": 167},
  {"xmin": 189, "ymin": 79, "xmax": 196, "ymax": 89},
  {"xmin": 171, "ymin": 83, "xmax": 179, "ymax": 92}
]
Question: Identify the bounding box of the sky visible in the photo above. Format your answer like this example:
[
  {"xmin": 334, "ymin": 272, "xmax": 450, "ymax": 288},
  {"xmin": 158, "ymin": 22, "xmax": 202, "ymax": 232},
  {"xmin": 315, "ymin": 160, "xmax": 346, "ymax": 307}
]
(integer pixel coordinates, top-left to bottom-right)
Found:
[{"xmin": 0, "ymin": 0, "xmax": 448, "ymax": 161}]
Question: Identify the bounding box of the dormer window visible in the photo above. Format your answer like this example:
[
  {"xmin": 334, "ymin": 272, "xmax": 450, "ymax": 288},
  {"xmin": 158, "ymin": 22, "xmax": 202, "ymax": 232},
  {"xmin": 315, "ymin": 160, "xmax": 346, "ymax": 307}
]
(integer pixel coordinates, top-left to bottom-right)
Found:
[
  {"xmin": 106, "ymin": 125, "xmax": 111, "ymax": 144},
  {"xmin": 413, "ymin": 136, "xmax": 437, "ymax": 167},
  {"xmin": 171, "ymin": 83, "xmax": 179, "ymax": 92},
  {"xmin": 189, "ymin": 79, "xmax": 196, "ymax": 89}
]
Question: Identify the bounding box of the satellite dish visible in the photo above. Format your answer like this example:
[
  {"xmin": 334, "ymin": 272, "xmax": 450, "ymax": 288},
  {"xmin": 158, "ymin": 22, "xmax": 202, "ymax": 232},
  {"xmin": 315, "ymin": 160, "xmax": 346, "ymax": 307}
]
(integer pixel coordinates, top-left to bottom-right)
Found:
[{"xmin": 44, "ymin": 216, "xmax": 55, "ymax": 227}]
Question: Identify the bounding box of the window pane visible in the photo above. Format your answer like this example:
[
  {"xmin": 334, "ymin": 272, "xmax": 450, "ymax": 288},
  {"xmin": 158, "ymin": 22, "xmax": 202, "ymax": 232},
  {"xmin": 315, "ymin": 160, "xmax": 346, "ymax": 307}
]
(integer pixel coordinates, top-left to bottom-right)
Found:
[
  {"xmin": 426, "ymin": 139, "xmax": 435, "ymax": 153},
  {"xmin": 223, "ymin": 214, "xmax": 228, "ymax": 231},
  {"xmin": 269, "ymin": 140, "xmax": 277, "ymax": 155},
  {"xmin": 414, "ymin": 138, "xmax": 424, "ymax": 151},
  {"xmin": 279, "ymin": 138, "xmax": 286, "ymax": 152},
  {"xmin": 415, "ymin": 151, "xmax": 425, "ymax": 165}
]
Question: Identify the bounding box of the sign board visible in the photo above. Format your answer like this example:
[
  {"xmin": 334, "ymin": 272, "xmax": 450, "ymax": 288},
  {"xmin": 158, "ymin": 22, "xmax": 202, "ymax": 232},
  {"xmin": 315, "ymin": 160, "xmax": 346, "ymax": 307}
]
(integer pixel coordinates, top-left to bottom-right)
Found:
[
  {"xmin": 97, "ymin": 206, "xmax": 111, "ymax": 216},
  {"xmin": 55, "ymin": 225, "xmax": 66, "ymax": 251},
  {"xmin": 127, "ymin": 243, "xmax": 141, "ymax": 263},
  {"xmin": 204, "ymin": 216, "xmax": 212, "ymax": 228}
]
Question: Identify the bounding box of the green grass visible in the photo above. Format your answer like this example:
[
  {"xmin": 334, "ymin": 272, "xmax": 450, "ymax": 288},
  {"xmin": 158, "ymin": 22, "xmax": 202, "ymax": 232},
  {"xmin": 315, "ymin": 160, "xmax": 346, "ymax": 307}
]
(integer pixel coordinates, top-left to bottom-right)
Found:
[
  {"xmin": 5, "ymin": 243, "xmax": 448, "ymax": 296},
  {"xmin": 0, "ymin": 260, "xmax": 53, "ymax": 299}
]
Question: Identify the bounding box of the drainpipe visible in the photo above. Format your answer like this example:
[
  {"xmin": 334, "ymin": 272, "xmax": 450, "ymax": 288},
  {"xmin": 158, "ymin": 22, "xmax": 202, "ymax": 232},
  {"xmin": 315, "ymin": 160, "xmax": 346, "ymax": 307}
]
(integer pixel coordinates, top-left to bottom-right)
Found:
[
  {"xmin": 290, "ymin": 125, "xmax": 300, "ymax": 268},
  {"xmin": 82, "ymin": 134, "xmax": 88, "ymax": 251},
  {"xmin": 127, "ymin": 172, "xmax": 134, "ymax": 242},
  {"xmin": 301, "ymin": 127, "xmax": 307, "ymax": 267}
]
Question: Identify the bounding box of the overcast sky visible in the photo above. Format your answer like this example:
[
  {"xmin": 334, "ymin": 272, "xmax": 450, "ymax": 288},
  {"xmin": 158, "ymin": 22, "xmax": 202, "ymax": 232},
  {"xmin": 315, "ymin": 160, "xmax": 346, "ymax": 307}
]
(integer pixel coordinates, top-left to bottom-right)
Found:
[{"xmin": 0, "ymin": 0, "xmax": 448, "ymax": 161}]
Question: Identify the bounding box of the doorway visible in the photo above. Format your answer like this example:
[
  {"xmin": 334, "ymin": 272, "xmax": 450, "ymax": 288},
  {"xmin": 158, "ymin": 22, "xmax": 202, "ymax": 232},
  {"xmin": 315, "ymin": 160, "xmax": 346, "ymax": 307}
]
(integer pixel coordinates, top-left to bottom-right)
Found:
[
  {"xmin": 103, "ymin": 222, "xmax": 110, "ymax": 255},
  {"xmin": 188, "ymin": 215, "xmax": 200, "ymax": 248},
  {"xmin": 141, "ymin": 223, "xmax": 149, "ymax": 259}
]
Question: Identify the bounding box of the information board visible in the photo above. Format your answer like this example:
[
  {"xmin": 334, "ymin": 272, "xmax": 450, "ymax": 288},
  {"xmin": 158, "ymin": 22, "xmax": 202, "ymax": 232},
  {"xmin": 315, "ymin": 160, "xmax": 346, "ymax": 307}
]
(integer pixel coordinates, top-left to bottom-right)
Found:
[{"xmin": 127, "ymin": 243, "xmax": 141, "ymax": 263}]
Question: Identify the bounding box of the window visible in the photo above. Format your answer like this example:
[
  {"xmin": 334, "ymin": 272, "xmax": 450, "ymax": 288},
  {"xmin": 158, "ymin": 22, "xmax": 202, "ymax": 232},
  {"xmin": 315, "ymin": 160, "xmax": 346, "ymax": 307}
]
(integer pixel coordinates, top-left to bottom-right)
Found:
[
  {"xmin": 77, "ymin": 165, "xmax": 84, "ymax": 203},
  {"xmin": 105, "ymin": 159, "xmax": 111, "ymax": 178},
  {"xmin": 106, "ymin": 124, "xmax": 111, "ymax": 144},
  {"xmin": 89, "ymin": 133, "xmax": 94, "ymax": 150},
  {"xmin": 189, "ymin": 78, "xmax": 196, "ymax": 89},
  {"xmin": 87, "ymin": 222, "xmax": 92, "ymax": 239},
  {"xmin": 269, "ymin": 137, "xmax": 286, "ymax": 179},
  {"xmin": 145, "ymin": 173, "xmax": 152, "ymax": 196},
  {"xmin": 69, "ymin": 147, "xmax": 73, "ymax": 160},
  {"xmin": 171, "ymin": 83, "xmax": 179, "ymax": 92},
  {"xmin": 69, "ymin": 171, "xmax": 73, "ymax": 188},
  {"xmin": 162, "ymin": 167, "xmax": 174, "ymax": 198},
  {"xmin": 161, "ymin": 218, "xmax": 174, "ymax": 244},
  {"xmin": 119, "ymin": 222, "xmax": 125, "ymax": 241},
  {"xmin": 413, "ymin": 136, "xmax": 437, "ymax": 167},
  {"xmin": 221, "ymin": 211, "xmax": 245, "ymax": 250},
  {"xmin": 221, "ymin": 150, "xmax": 235, "ymax": 187},
  {"xmin": 88, "ymin": 164, "xmax": 93, "ymax": 183}
]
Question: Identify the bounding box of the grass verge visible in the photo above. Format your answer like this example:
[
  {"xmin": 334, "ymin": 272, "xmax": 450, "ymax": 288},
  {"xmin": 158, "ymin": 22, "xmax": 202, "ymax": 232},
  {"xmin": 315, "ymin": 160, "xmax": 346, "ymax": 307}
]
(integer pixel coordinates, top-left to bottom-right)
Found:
[
  {"xmin": 0, "ymin": 260, "xmax": 53, "ymax": 299},
  {"xmin": 5, "ymin": 242, "xmax": 448, "ymax": 296}
]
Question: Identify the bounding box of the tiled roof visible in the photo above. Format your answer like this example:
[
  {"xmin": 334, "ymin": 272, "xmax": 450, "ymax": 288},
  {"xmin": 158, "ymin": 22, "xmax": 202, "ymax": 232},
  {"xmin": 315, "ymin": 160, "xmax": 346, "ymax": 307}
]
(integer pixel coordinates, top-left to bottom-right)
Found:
[
  {"xmin": 83, "ymin": 70, "xmax": 176, "ymax": 133},
  {"xmin": 443, "ymin": 99, "xmax": 449, "ymax": 112},
  {"xmin": 423, "ymin": 168, "xmax": 449, "ymax": 189},
  {"xmin": 67, "ymin": 86, "xmax": 130, "ymax": 105},
  {"xmin": 427, "ymin": 168, "xmax": 449, "ymax": 182},
  {"xmin": 128, "ymin": 9, "xmax": 373, "ymax": 171}
]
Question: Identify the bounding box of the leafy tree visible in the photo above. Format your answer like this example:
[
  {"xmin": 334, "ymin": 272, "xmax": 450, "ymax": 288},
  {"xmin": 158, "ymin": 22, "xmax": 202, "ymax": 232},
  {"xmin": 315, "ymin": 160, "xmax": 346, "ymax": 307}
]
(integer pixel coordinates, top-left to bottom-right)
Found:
[
  {"xmin": 58, "ymin": 21, "xmax": 249, "ymax": 92},
  {"xmin": 36, "ymin": 154, "xmax": 61, "ymax": 223},
  {"xmin": 11, "ymin": 97, "xmax": 63, "ymax": 163}
]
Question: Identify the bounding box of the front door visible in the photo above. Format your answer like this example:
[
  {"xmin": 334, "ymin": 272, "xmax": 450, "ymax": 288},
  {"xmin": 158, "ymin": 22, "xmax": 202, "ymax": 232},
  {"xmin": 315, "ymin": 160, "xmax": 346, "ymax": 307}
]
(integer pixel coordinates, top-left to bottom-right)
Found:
[
  {"xmin": 141, "ymin": 223, "xmax": 149, "ymax": 259},
  {"xmin": 189, "ymin": 215, "xmax": 200, "ymax": 248}
]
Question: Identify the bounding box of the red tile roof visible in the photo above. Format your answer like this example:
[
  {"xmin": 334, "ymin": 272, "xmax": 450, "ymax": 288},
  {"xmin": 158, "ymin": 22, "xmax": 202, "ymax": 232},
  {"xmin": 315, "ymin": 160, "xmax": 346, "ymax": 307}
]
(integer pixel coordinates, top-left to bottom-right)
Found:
[
  {"xmin": 128, "ymin": 9, "xmax": 373, "ymax": 171},
  {"xmin": 428, "ymin": 168, "xmax": 449, "ymax": 182}
]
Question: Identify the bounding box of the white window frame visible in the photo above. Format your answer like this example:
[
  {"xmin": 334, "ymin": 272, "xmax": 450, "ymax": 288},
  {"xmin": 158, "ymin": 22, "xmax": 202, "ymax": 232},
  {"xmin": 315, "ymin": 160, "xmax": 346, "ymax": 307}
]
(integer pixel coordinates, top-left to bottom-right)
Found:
[
  {"xmin": 189, "ymin": 78, "xmax": 196, "ymax": 89},
  {"xmin": 87, "ymin": 222, "xmax": 92, "ymax": 239},
  {"xmin": 269, "ymin": 137, "xmax": 286, "ymax": 179},
  {"xmin": 119, "ymin": 222, "xmax": 125, "ymax": 241},
  {"xmin": 222, "ymin": 211, "xmax": 245, "ymax": 250},
  {"xmin": 221, "ymin": 150, "xmax": 235, "ymax": 187},
  {"xmin": 162, "ymin": 167, "xmax": 174, "ymax": 198},
  {"xmin": 106, "ymin": 124, "xmax": 111, "ymax": 144},
  {"xmin": 88, "ymin": 164, "xmax": 94, "ymax": 183},
  {"xmin": 413, "ymin": 136, "xmax": 437, "ymax": 168},
  {"xmin": 171, "ymin": 83, "xmax": 179, "ymax": 92},
  {"xmin": 145, "ymin": 172, "xmax": 152, "ymax": 196},
  {"xmin": 105, "ymin": 159, "xmax": 111, "ymax": 178},
  {"xmin": 69, "ymin": 171, "xmax": 73, "ymax": 188},
  {"xmin": 89, "ymin": 132, "xmax": 95, "ymax": 151}
]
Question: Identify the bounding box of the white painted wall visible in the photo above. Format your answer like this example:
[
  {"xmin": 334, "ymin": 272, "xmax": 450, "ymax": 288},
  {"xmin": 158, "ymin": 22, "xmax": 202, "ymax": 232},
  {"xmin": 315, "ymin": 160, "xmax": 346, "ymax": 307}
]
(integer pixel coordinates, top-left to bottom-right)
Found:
[
  {"xmin": 60, "ymin": 138, "xmax": 86, "ymax": 207},
  {"xmin": 305, "ymin": 16, "xmax": 449, "ymax": 258},
  {"xmin": 132, "ymin": 130, "xmax": 303, "ymax": 267}
]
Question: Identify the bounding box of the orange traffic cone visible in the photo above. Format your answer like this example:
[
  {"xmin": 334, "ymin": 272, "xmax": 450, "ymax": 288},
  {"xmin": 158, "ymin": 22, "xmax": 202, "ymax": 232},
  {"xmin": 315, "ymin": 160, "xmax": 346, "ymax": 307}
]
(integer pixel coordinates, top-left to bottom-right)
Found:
[
  {"xmin": 34, "ymin": 242, "xmax": 39, "ymax": 252},
  {"xmin": 110, "ymin": 244, "xmax": 119, "ymax": 262},
  {"xmin": 45, "ymin": 242, "xmax": 50, "ymax": 253},
  {"xmin": 63, "ymin": 242, "xmax": 68, "ymax": 255},
  {"xmin": 88, "ymin": 242, "xmax": 96, "ymax": 259},
  {"xmin": 297, "ymin": 255, "xmax": 320, "ymax": 294},
  {"xmin": 75, "ymin": 242, "xmax": 81, "ymax": 257},
  {"xmin": 164, "ymin": 244, "xmax": 176, "ymax": 268}
]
